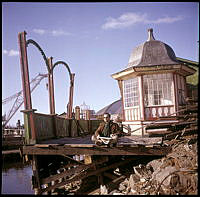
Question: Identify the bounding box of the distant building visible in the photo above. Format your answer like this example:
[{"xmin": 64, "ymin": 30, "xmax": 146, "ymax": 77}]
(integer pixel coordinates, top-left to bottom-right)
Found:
[
  {"xmin": 58, "ymin": 101, "xmax": 96, "ymax": 120},
  {"xmin": 95, "ymin": 99, "xmax": 123, "ymax": 121},
  {"xmin": 80, "ymin": 102, "xmax": 96, "ymax": 120}
]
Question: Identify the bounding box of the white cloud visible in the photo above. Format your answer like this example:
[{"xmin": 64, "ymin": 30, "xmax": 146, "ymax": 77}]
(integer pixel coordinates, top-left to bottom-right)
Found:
[
  {"xmin": 51, "ymin": 30, "xmax": 72, "ymax": 36},
  {"xmin": 102, "ymin": 12, "xmax": 147, "ymax": 29},
  {"xmin": 33, "ymin": 28, "xmax": 72, "ymax": 36},
  {"xmin": 3, "ymin": 49, "xmax": 19, "ymax": 56},
  {"xmin": 102, "ymin": 12, "xmax": 184, "ymax": 29},
  {"xmin": 33, "ymin": 28, "xmax": 46, "ymax": 35},
  {"xmin": 3, "ymin": 49, "xmax": 8, "ymax": 54}
]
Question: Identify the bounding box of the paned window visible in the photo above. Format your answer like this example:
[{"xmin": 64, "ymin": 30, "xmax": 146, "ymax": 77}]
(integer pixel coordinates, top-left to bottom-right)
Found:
[
  {"xmin": 123, "ymin": 77, "xmax": 139, "ymax": 108},
  {"xmin": 143, "ymin": 73, "xmax": 174, "ymax": 106}
]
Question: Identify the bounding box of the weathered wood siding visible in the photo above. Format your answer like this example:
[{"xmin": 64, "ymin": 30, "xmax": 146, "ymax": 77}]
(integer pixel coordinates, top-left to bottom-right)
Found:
[
  {"xmin": 71, "ymin": 120, "xmax": 78, "ymax": 137},
  {"xmin": 79, "ymin": 120, "xmax": 89, "ymax": 133},
  {"xmin": 24, "ymin": 111, "xmax": 103, "ymax": 144},
  {"xmin": 34, "ymin": 113, "xmax": 55, "ymax": 141},
  {"xmin": 55, "ymin": 116, "xmax": 70, "ymax": 137},
  {"xmin": 90, "ymin": 120, "xmax": 103, "ymax": 134}
]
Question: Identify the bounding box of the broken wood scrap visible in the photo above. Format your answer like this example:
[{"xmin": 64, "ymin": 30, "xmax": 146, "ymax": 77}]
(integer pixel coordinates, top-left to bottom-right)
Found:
[
  {"xmin": 164, "ymin": 127, "xmax": 198, "ymax": 140},
  {"xmin": 118, "ymin": 136, "xmax": 163, "ymax": 145},
  {"xmin": 146, "ymin": 124, "xmax": 173, "ymax": 130},
  {"xmin": 146, "ymin": 128, "xmax": 172, "ymax": 135}
]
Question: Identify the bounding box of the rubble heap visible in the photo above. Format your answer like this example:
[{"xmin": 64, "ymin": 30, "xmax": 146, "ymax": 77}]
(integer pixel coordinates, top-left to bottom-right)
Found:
[{"xmin": 108, "ymin": 136, "xmax": 197, "ymax": 195}]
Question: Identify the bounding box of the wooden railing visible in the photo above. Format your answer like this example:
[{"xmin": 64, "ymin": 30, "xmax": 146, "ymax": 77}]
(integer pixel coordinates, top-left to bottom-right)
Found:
[
  {"xmin": 145, "ymin": 105, "xmax": 175, "ymax": 120},
  {"xmin": 22, "ymin": 111, "xmax": 102, "ymax": 144}
]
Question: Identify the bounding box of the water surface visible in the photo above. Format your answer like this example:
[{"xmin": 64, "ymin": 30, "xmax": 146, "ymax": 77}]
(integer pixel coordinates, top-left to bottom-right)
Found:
[{"xmin": 2, "ymin": 156, "xmax": 34, "ymax": 194}]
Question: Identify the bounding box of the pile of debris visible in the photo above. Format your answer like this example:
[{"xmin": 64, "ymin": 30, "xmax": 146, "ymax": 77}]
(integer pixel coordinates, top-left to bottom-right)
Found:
[{"xmin": 102, "ymin": 135, "xmax": 197, "ymax": 195}]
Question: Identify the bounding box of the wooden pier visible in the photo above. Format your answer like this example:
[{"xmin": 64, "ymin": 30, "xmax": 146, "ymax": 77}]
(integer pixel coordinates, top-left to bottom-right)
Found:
[
  {"xmin": 22, "ymin": 135, "xmax": 170, "ymax": 156},
  {"xmin": 20, "ymin": 112, "xmax": 172, "ymax": 194},
  {"xmin": 18, "ymin": 110, "xmax": 172, "ymax": 194},
  {"xmin": 20, "ymin": 102, "xmax": 198, "ymax": 194},
  {"xmin": 16, "ymin": 31, "xmax": 197, "ymax": 194}
]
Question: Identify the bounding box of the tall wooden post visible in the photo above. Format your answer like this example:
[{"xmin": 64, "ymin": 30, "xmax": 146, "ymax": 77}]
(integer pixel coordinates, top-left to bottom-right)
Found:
[
  {"xmin": 86, "ymin": 110, "xmax": 90, "ymax": 120},
  {"xmin": 139, "ymin": 75, "xmax": 145, "ymax": 120},
  {"xmin": 75, "ymin": 106, "xmax": 80, "ymax": 120},
  {"xmin": 67, "ymin": 73, "xmax": 75, "ymax": 119},
  {"xmin": 48, "ymin": 57, "xmax": 55, "ymax": 114},
  {"xmin": 117, "ymin": 80, "xmax": 125, "ymax": 121},
  {"xmin": 18, "ymin": 31, "xmax": 37, "ymax": 144},
  {"xmin": 18, "ymin": 31, "xmax": 32, "ymax": 110}
]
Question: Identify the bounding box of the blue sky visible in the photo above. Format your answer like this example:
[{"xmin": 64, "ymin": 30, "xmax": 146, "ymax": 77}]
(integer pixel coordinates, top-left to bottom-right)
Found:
[{"xmin": 2, "ymin": 2, "xmax": 199, "ymax": 126}]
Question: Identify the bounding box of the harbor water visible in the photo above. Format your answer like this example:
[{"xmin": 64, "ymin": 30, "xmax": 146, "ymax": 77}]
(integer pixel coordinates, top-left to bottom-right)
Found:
[{"xmin": 2, "ymin": 154, "xmax": 34, "ymax": 194}]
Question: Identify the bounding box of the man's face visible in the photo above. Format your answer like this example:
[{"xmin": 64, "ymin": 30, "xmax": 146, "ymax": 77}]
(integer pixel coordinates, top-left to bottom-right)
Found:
[{"xmin": 103, "ymin": 114, "xmax": 110, "ymax": 123}]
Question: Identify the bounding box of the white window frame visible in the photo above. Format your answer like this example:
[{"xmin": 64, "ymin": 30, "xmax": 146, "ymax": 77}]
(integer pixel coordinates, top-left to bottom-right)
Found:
[
  {"xmin": 123, "ymin": 77, "xmax": 139, "ymax": 108},
  {"xmin": 143, "ymin": 73, "xmax": 174, "ymax": 107}
]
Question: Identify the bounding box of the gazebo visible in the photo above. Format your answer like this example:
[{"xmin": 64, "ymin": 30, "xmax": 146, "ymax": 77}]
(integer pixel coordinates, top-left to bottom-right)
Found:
[{"xmin": 111, "ymin": 28, "xmax": 196, "ymax": 136}]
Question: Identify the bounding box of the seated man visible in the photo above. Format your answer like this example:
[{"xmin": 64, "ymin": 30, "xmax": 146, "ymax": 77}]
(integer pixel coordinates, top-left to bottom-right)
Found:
[{"xmin": 91, "ymin": 113, "xmax": 121, "ymax": 146}]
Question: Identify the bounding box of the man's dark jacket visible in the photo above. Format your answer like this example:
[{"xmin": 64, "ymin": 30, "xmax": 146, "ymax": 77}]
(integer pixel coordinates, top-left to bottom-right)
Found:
[{"xmin": 94, "ymin": 121, "xmax": 120, "ymax": 137}]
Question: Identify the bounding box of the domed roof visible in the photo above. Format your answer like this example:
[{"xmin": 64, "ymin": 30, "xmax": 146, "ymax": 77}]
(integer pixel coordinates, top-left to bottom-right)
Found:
[
  {"xmin": 127, "ymin": 29, "xmax": 179, "ymax": 68},
  {"xmin": 96, "ymin": 99, "xmax": 122, "ymax": 116}
]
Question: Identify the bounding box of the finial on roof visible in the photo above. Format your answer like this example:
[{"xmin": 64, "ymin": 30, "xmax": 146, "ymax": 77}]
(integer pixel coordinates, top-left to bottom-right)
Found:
[{"xmin": 147, "ymin": 28, "xmax": 155, "ymax": 41}]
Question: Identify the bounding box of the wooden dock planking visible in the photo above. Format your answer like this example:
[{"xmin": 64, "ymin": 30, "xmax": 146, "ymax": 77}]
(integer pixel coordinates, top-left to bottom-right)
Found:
[
  {"xmin": 38, "ymin": 135, "xmax": 163, "ymax": 146},
  {"xmin": 22, "ymin": 144, "xmax": 171, "ymax": 156},
  {"xmin": 39, "ymin": 135, "xmax": 92, "ymax": 145},
  {"xmin": 22, "ymin": 135, "xmax": 170, "ymax": 156}
]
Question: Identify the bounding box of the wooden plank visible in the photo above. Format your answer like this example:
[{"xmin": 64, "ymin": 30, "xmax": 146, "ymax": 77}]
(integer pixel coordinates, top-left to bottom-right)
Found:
[
  {"xmin": 87, "ymin": 187, "xmax": 100, "ymax": 195},
  {"xmin": 64, "ymin": 144, "xmax": 95, "ymax": 148},
  {"xmin": 41, "ymin": 164, "xmax": 91, "ymax": 185},
  {"xmin": 22, "ymin": 145, "xmax": 171, "ymax": 156},
  {"xmin": 38, "ymin": 135, "xmax": 164, "ymax": 147},
  {"xmin": 40, "ymin": 135, "xmax": 92, "ymax": 145},
  {"xmin": 118, "ymin": 136, "xmax": 163, "ymax": 145},
  {"xmin": 105, "ymin": 175, "xmax": 127, "ymax": 193},
  {"xmin": 146, "ymin": 124, "xmax": 172, "ymax": 129},
  {"xmin": 146, "ymin": 128, "xmax": 169, "ymax": 132},
  {"xmin": 103, "ymin": 172, "xmax": 119, "ymax": 180},
  {"xmin": 146, "ymin": 128, "xmax": 172, "ymax": 134},
  {"xmin": 2, "ymin": 149, "xmax": 20, "ymax": 155},
  {"xmin": 87, "ymin": 175, "xmax": 126, "ymax": 195},
  {"xmin": 39, "ymin": 168, "xmax": 87, "ymax": 194},
  {"xmin": 164, "ymin": 126, "xmax": 198, "ymax": 140},
  {"xmin": 34, "ymin": 144, "xmax": 59, "ymax": 147},
  {"xmin": 171, "ymin": 120, "xmax": 197, "ymax": 126}
]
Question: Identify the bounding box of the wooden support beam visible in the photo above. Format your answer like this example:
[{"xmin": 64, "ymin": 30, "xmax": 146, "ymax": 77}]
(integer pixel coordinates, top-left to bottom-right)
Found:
[
  {"xmin": 23, "ymin": 145, "xmax": 171, "ymax": 156},
  {"xmin": 32, "ymin": 155, "xmax": 42, "ymax": 193},
  {"xmin": 105, "ymin": 175, "xmax": 126, "ymax": 193},
  {"xmin": 103, "ymin": 172, "xmax": 119, "ymax": 180},
  {"xmin": 41, "ymin": 164, "xmax": 91, "ymax": 185},
  {"xmin": 39, "ymin": 156, "xmax": 137, "ymax": 194},
  {"xmin": 41, "ymin": 156, "xmax": 108, "ymax": 185}
]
